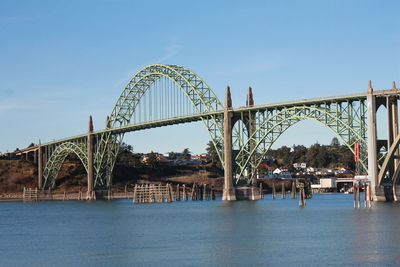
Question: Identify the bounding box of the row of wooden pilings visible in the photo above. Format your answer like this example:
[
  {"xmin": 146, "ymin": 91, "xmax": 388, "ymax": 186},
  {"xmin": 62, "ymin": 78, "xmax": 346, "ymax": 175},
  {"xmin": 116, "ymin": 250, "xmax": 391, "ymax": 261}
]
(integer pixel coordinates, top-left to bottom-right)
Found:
[
  {"xmin": 133, "ymin": 183, "xmax": 216, "ymax": 204},
  {"xmin": 353, "ymin": 182, "xmax": 372, "ymax": 208},
  {"xmin": 270, "ymin": 180, "xmax": 307, "ymax": 207}
]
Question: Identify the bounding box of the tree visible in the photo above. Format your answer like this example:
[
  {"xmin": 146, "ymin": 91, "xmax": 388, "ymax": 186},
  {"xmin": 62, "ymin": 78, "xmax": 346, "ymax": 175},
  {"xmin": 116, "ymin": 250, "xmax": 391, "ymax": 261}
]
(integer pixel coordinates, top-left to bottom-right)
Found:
[
  {"xmin": 146, "ymin": 151, "xmax": 159, "ymax": 168},
  {"xmin": 181, "ymin": 148, "xmax": 191, "ymax": 160},
  {"xmin": 330, "ymin": 137, "xmax": 340, "ymax": 147},
  {"xmin": 120, "ymin": 142, "xmax": 133, "ymax": 153},
  {"xmin": 206, "ymin": 141, "xmax": 222, "ymax": 169}
]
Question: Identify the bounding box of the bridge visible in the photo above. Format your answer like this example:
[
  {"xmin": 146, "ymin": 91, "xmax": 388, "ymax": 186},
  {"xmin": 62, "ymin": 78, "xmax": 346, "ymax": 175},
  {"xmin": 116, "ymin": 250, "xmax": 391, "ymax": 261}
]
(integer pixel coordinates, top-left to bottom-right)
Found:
[{"xmin": 19, "ymin": 64, "xmax": 400, "ymax": 201}]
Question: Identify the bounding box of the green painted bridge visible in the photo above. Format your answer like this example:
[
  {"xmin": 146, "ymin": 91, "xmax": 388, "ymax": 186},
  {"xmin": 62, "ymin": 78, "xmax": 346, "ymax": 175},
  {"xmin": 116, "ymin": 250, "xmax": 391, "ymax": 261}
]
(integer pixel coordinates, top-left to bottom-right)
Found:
[{"xmin": 20, "ymin": 64, "xmax": 400, "ymax": 201}]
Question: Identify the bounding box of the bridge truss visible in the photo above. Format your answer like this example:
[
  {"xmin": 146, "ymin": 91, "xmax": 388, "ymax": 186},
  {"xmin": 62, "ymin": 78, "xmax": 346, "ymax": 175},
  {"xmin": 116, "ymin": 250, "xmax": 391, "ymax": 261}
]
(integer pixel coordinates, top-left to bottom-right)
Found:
[
  {"xmin": 32, "ymin": 64, "xmax": 400, "ymax": 201},
  {"xmin": 232, "ymin": 97, "xmax": 368, "ymax": 185}
]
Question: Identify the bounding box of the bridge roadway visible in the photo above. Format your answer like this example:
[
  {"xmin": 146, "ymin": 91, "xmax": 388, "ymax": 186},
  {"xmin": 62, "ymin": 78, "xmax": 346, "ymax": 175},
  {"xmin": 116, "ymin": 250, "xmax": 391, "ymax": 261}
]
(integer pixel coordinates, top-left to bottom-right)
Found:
[{"xmin": 39, "ymin": 91, "xmax": 382, "ymax": 147}]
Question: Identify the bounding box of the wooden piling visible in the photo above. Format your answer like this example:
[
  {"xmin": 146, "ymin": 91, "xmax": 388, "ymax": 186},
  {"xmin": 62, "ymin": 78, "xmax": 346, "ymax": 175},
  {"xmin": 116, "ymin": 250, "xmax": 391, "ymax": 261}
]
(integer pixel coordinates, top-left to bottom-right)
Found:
[
  {"xmin": 364, "ymin": 183, "xmax": 367, "ymax": 207},
  {"xmin": 183, "ymin": 184, "xmax": 187, "ymax": 201},
  {"xmin": 272, "ymin": 182, "xmax": 276, "ymax": 199},
  {"xmin": 259, "ymin": 183, "xmax": 263, "ymax": 199},
  {"xmin": 299, "ymin": 188, "xmax": 305, "ymax": 207},
  {"xmin": 281, "ymin": 183, "xmax": 286, "ymax": 199},
  {"xmin": 176, "ymin": 184, "xmax": 180, "ymax": 201},
  {"xmin": 291, "ymin": 181, "xmax": 296, "ymax": 199},
  {"xmin": 191, "ymin": 183, "xmax": 196, "ymax": 201}
]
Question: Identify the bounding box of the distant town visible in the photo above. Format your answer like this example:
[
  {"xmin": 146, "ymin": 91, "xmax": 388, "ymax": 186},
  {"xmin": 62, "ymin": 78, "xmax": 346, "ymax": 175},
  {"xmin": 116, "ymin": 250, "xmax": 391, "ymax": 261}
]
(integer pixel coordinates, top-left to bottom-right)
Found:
[{"xmin": 0, "ymin": 137, "xmax": 360, "ymax": 197}]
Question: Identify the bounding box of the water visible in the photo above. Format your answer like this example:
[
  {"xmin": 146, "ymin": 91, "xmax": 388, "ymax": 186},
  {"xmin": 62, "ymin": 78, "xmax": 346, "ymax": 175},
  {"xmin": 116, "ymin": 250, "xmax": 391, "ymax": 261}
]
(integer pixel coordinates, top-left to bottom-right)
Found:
[{"xmin": 1, "ymin": 194, "xmax": 400, "ymax": 266}]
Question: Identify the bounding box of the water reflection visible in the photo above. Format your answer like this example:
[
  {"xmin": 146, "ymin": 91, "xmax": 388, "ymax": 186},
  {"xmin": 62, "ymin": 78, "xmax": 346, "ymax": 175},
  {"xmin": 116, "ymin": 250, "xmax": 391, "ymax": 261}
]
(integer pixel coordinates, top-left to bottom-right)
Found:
[{"xmin": 1, "ymin": 195, "xmax": 400, "ymax": 266}]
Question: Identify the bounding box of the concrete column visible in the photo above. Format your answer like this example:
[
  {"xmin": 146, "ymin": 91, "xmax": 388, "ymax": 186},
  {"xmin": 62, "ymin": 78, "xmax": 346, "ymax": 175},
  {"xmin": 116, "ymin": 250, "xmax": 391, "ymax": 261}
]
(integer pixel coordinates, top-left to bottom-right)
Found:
[
  {"xmin": 38, "ymin": 140, "xmax": 43, "ymax": 189},
  {"xmin": 87, "ymin": 115, "xmax": 94, "ymax": 200},
  {"xmin": 222, "ymin": 86, "xmax": 236, "ymax": 201},
  {"xmin": 367, "ymin": 81, "xmax": 383, "ymax": 200},
  {"xmin": 246, "ymin": 87, "xmax": 257, "ymax": 186},
  {"xmin": 387, "ymin": 96, "xmax": 394, "ymax": 179},
  {"xmin": 391, "ymin": 82, "xmax": 400, "ymax": 200}
]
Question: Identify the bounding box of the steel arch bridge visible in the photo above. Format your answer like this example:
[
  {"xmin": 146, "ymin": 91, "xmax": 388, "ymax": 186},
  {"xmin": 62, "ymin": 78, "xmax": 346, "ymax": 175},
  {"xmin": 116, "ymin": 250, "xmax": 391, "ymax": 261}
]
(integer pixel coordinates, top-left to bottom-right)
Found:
[{"xmin": 23, "ymin": 64, "xmax": 400, "ymax": 201}]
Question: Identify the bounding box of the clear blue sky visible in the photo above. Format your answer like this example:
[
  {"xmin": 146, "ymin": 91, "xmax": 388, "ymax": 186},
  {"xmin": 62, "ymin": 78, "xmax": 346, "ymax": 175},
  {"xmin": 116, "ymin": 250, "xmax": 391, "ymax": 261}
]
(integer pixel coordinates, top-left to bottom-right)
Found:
[{"xmin": 1, "ymin": 0, "xmax": 399, "ymax": 154}]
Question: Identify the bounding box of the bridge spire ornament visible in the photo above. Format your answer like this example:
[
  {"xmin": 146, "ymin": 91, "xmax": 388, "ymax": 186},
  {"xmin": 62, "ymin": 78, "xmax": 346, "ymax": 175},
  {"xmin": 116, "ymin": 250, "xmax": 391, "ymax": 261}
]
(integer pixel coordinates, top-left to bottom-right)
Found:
[
  {"xmin": 246, "ymin": 87, "xmax": 254, "ymax": 107},
  {"xmin": 225, "ymin": 85, "xmax": 232, "ymax": 108},
  {"xmin": 392, "ymin": 81, "xmax": 397, "ymax": 91},
  {"xmin": 367, "ymin": 80, "xmax": 373, "ymax": 94},
  {"xmin": 88, "ymin": 115, "xmax": 93, "ymax": 132}
]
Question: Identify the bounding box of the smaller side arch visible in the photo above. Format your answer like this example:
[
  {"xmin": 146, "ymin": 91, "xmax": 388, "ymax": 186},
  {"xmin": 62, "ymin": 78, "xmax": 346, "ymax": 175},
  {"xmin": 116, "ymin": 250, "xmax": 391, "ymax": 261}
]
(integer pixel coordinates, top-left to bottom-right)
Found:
[
  {"xmin": 235, "ymin": 106, "xmax": 368, "ymax": 184},
  {"xmin": 42, "ymin": 142, "xmax": 88, "ymax": 189}
]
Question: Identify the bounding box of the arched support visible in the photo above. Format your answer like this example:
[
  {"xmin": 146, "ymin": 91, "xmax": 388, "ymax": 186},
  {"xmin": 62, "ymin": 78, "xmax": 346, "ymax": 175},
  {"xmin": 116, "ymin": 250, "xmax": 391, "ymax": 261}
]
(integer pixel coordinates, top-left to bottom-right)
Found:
[
  {"xmin": 235, "ymin": 105, "xmax": 368, "ymax": 185},
  {"xmin": 93, "ymin": 64, "xmax": 224, "ymax": 188},
  {"xmin": 42, "ymin": 142, "xmax": 88, "ymax": 189}
]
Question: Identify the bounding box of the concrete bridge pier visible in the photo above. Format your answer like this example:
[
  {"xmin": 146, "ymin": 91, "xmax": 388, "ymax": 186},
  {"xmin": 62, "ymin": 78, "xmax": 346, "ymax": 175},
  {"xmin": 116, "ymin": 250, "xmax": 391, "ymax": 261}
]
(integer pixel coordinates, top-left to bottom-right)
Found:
[
  {"xmin": 38, "ymin": 140, "xmax": 43, "ymax": 189},
  {"xmin": 368, "ymin": 81, "xmax": 400, "ymax": 201},
  {"xmin": 367, "ymin": 81, "xmax": 386, "ymax": 201},
  {"xmin": 87, "ymin": 116, "xmax": 94, "ymax": 200},
  {"xmin": 389, "ymin": 82, "xmax": 400, "ymax": 200},
  {"xmin": 222, "ymin": 87, "xmax": 236, "ymax": 201}
]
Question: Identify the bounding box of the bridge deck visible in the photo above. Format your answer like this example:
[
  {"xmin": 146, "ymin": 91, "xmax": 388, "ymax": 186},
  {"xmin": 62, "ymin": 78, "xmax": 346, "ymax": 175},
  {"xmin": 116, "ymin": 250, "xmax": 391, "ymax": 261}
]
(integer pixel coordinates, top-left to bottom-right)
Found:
[{"xmin": 38, "ymin": 88, "xmax": 399, "ymax": 147}]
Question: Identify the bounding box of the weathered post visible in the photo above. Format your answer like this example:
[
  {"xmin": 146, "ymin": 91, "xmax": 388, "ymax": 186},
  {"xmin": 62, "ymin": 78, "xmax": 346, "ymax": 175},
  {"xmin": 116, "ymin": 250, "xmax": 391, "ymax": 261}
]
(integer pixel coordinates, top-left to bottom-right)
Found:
[
  {"xmin": 133, "ymin": 184, "xmax": 137, "ymax": 203},
  {"xmin": 182, "ymin": 184, "xmax": 187, "ymax": 201},
  {"xmin": 298, "ymin": 185, "xmax": 305, "ymax": 207},
  {"xmin": 191, "ymin": 183, "xmax": 196, "ymax": 200},
  {"xmin": 291, "ymin": 180, "xmax": 296, "ymax": 199},
  {"xmin": 272, "ymin": 181, "xmax": 276, "ymax": 199},
  {"xmin": 38, "ymin": 140, "xmax": 43, "ymax": 189},
  {"xmin": 364, "ymin": 182, "xmax": 367, "ymax": 207},
  {"xmin": 176, "ymin": 184, "xmax": 180, "ymax": 201},
  {"xmin": 222, "ymin": 87, "xmax": 236, "ymax": 201},
  {"xmin": 259, "ymin": 183, "xmax": 263, "ymax": 199},
  {"xmin": 87, "ymin": 115, "xmax": 94, "ymax": 200},
  {"xmin": 281, "ymin": 182, "xmax": 286, "ymax": 199}
]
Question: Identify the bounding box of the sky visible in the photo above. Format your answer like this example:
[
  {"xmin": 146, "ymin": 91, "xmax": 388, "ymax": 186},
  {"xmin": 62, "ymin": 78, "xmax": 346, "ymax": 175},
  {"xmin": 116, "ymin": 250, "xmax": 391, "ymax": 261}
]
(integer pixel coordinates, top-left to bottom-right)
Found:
[{"xmin": 0, "ymin": 0, "xmax": 399, "ymax": 154}]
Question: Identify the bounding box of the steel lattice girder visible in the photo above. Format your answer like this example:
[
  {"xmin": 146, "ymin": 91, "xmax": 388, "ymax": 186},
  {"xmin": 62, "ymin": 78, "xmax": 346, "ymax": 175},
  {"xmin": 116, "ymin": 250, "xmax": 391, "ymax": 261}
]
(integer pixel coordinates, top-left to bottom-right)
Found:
[
  {"xmin": 234, "ymin": 100, "xmax": 368, "ymax": 185},
  {"xmin": 93, "ymin": 64, "xmax": 225, "ymax": 188},
  {"xmin": 42, "ymin": 141, "xmax": 88, "ymax": 189}
]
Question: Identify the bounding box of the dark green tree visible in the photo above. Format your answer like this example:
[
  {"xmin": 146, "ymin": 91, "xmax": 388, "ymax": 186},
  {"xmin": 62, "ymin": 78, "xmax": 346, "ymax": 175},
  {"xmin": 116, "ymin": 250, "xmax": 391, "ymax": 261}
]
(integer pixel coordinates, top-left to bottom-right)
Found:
[
  {"xmin": 181, "ymin": 148, "xmax": 191, "ymax": 160},
  {"xmin": 206, "ymin": 141, "xmax": 222, "ymax": 169},
  {"xmin": 146, "ymin": 151, "xmax": 159, "ymax": 168}
]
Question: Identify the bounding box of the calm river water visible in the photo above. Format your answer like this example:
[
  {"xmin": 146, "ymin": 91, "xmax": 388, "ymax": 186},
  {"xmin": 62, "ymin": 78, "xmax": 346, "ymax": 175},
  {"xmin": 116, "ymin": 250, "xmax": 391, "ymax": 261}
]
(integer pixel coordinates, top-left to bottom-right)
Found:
[{"xmin": 1, "ymin": 194, "xmax": 400, "ymax": 266}]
